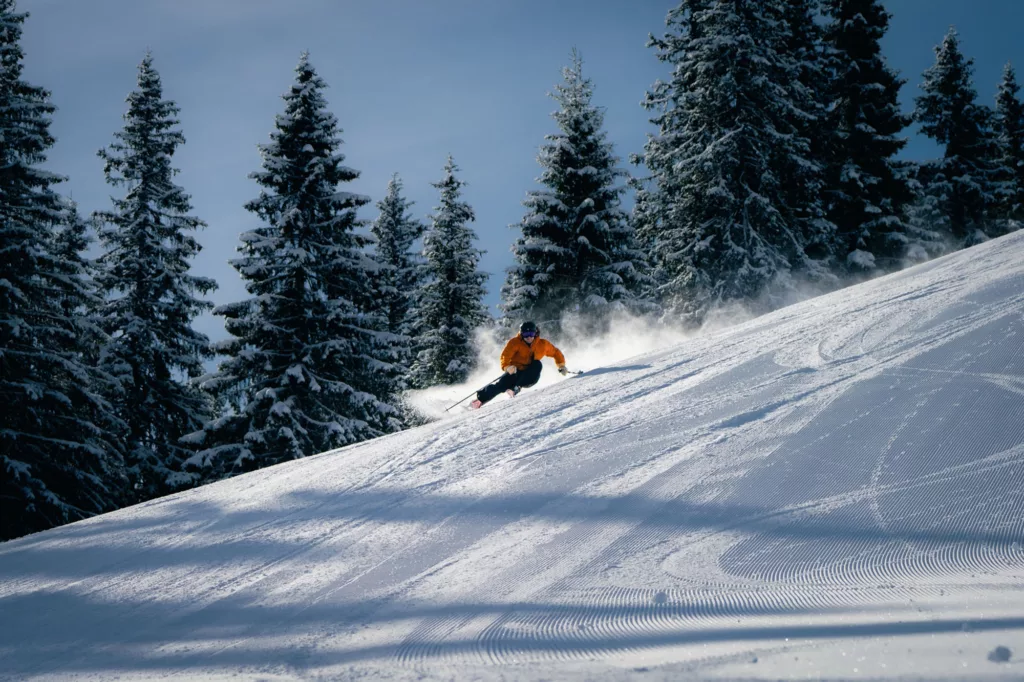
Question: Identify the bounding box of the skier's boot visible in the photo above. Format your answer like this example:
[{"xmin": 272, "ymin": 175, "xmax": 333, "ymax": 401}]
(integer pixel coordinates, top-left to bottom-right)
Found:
[
  {"xmin": 505, "ymin": 386, "xmax": 521, "ymax": 399},
  {"xmin": 470, "ymin": 399, "xmax": 483, "ymax": 409}
]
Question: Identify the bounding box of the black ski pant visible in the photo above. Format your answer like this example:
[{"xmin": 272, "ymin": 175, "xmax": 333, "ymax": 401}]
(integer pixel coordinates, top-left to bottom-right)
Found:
[{"xmin": 477, "ymin": 359, "xmax": 542, "ymax": 404}]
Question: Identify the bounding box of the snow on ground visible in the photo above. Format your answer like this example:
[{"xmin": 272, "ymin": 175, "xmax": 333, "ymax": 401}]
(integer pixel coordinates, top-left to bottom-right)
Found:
[{"xmin": 3, "ymin": 233, "xmax": 1024, "ymax": 681}]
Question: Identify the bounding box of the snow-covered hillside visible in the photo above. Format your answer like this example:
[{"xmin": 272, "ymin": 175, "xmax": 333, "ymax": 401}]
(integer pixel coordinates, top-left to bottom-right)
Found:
[{"xmin": 3, "ymin": 233, "xmax": 1024, "ymax": 681}]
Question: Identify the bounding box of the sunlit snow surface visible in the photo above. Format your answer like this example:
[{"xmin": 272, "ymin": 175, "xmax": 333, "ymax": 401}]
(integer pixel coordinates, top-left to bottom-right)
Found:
[{"xmin": 3, "ymin": 234, "xmax": 1024, "ymax": 681}]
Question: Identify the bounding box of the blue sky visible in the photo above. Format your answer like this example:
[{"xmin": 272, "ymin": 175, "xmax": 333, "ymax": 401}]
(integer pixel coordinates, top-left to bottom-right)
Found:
[{"xmin": 20, "ymin": 0, "xmax": 1024, "ymax": 340}]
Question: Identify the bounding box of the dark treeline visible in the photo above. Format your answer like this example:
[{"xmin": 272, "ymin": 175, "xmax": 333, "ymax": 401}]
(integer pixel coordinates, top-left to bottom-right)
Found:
[{"xmin": 2, "ymin": 0, "xmax": 1021, "ymax": 540}]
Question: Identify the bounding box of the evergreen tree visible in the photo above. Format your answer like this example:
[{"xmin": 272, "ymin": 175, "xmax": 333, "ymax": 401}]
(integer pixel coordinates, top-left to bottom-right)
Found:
[
  {"xmin": 913, "ymin": 27, "xmax": 996, "ymax": 246},
  {"xmin": 410, "ymin": 156, "xmax": 489, "ymax": 387},
  {"xmin": 823, "ymin": 0, "xmax": 915, "ymax": 272},
  {"xmin": 501, "ymin": 51, "xmax": 651, "ymax": 334},
  {"xmin": 635, "ymin": 0, "xmax": 829, "ymax": 324},
  {"xmin": 187, "ymin": 54, "xmax": 400, "ymax": 481},
  {"xmin": 53, "ymin": 199, "xmax": 106, "ymax": 367},
  {"xmin": 52, "ymin": 200, "xmax": 96, "ymax": 324},
  {"xmin": 0, "ymin": 1, "xmax": 124, "ymax": 540},
  {"xmin": 903, "ymin": 162, "xmax": 951, "ymax": 261},
  {"xmin": 95, "ymin": 53, "xmax": 216, "ymax": 501},
  {"xmin": 992, "ymin": 63, "xmax": 1024, "ymax": 234},
  {"xmin": 370, "ymin": 173, "xmax": 425, "ymax": 390},
  {"xmin": 781, "ymin": 0, "xmax": 836, "ymax": 266}
]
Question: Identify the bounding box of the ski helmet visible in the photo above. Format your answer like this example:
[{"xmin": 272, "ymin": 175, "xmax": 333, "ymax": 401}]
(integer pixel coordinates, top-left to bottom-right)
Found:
[{"xmin": 519, "ymin": 321, "xmax": 539, "ymax": 336}]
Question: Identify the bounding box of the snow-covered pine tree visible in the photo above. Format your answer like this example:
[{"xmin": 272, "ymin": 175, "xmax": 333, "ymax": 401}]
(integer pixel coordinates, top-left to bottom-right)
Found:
[
  {"xmin": 913, "ymin": 27, "xmax": 997, "ymax": 246},
  {"xmin": 409, "ymin": 156, "xmax": 489, "ymax": 387},
  {"xmin": 52, "ymin": 199, "xmax": 107, "ymax": 368},
  {"xmin": 501, "ymin": 51, "xmax": 651, "ymax": 335},
  {"xmin": 780, "ymin": 0, "xmax": 837, "ymax": 268},
  {"xmin": 187, "ymin": 54, "xmax": 400, "ymax": 481},
  {"xmin": 52, "ymin": 200, "xmax": 96, "ymax": 324},
  {"xmin": 903, "ymin": 161, "xmax": 951, "ymax": 261},
  {"xmin": 991, "ymin": 63, "xmax": 1024, "ymax": 235},
  {"xmin": 0, "ymin": 0, "xmax": 124, "ymax": 540},
  {"xmin": 635, "ymin": 0, "xmax": 827, "ymax": 324},
  {"xmin": 95, "ymin": 53, "xmax": 217, "ymax": 502},
  {"xmin": 370, "ymin": 173, "xmax": 425, "ymax": 392},
  {"xmin": 823, "ymin": 0, "xmax": 915, "ymax": 273}
]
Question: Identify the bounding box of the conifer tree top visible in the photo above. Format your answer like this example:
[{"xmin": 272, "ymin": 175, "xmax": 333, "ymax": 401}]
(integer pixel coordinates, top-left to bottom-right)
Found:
[
  {"xmin": 550, "ymin": 48, "xmax": 601, "ymax": 135},
  {"xmin": 431, "ymin": 155, "xmax": 473, "ymax": 220},
  {"xmin": 916, "ymin": 26, "xmax": 979, "ymax": 146},
  {"xmin": 999, "ymin": 62, "xmax": 1020, "ymax": 96},
  {"xmin": 0, "ymin": 0, "xmax": 61, "ymax": 185},
  {"xmin": 0, "ymin": 0, "xmax": 30, "ymax": 83},
  {"xmin": 251, "ymin": 52, "xmax": 365, "ymax": 210}
]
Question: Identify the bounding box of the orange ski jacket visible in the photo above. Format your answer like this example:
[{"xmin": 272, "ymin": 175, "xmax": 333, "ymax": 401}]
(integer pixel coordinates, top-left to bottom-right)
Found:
[{"xmin": 500, "ymin": 334, "xmax": 566, "ymax": 371}]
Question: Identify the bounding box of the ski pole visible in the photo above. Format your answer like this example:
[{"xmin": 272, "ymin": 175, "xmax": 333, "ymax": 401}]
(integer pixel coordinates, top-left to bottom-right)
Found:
[{"xmin": 445, "ymin": 374, "xmax": 505, "ymax": 412}]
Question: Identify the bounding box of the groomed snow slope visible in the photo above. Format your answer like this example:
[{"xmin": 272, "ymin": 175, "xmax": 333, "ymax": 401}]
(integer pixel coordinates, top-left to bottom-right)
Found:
[{"xmin": 3, "ymin": 234, "xmax": 1024, "ymax": 681}]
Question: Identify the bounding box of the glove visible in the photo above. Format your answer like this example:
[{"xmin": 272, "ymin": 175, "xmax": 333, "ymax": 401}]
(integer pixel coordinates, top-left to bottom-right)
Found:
[
  {"xmin": 504, "ymin": 365, "xmax": 517, "ymax": 375},
  {"xmin": 558, "ymin": 365, "xmax": 569, "ymax": 376}
]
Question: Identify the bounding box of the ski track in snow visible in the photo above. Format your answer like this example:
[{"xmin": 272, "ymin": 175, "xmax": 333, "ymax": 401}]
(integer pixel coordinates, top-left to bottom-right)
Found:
[{"xmin": 3, "ymin": 234, "xmax": 1024, "ymax": 680}]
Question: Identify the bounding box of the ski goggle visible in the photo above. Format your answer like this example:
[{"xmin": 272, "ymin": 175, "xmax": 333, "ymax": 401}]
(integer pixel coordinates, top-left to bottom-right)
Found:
[{"xmin": 522, "ymin": 331, "xmax": 537, "ymax": 338}]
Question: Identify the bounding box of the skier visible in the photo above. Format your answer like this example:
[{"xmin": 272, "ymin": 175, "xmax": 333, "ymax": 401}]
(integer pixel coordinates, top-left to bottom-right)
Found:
[{"xmin": 471, "ymin": 321, "xmax": 568, "ymax": 409}]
